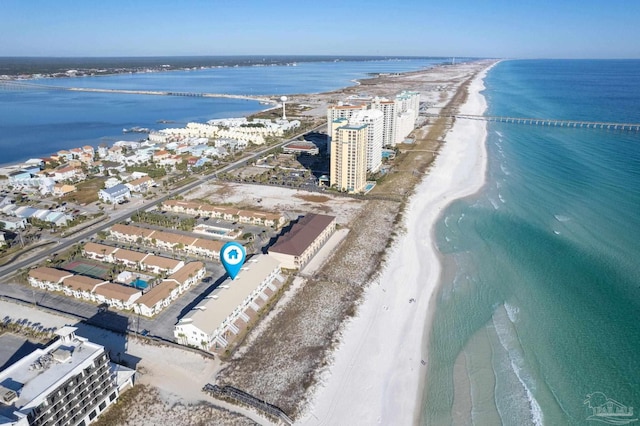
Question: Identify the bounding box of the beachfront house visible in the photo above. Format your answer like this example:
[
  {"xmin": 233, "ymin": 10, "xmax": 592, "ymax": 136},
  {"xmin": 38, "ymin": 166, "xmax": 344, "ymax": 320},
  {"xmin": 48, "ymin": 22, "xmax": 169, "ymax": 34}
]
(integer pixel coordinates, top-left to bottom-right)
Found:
[
  {"xmin": 52, "ymin": 183, "xmax": 77, "ymax": 197},
  {"xmin": 125, "ymin": 175, "xmax": 155, "ymax": 193},
  {"xmin": 0, "ymin": 216, "xmax": 27, "ymax": 230}
]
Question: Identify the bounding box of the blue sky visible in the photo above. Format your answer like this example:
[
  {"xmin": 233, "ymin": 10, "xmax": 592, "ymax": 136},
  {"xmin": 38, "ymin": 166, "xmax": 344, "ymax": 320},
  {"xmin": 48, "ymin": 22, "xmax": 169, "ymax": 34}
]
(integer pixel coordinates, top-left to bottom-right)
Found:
[{"xmin": 2, "ymin": 0, "xmax": 639, "ymax": 58}]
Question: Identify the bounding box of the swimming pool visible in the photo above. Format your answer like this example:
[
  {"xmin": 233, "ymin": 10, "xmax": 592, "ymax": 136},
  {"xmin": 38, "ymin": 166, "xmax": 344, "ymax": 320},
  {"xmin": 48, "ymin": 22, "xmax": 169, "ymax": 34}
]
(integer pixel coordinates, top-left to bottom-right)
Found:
[
  {"xmin": 131, "ymin": 278, "xmax": 148, "ymax": 289},
  {"xmin": 364, "ymin": 182, "xmax": 377, "ymax": 193}
]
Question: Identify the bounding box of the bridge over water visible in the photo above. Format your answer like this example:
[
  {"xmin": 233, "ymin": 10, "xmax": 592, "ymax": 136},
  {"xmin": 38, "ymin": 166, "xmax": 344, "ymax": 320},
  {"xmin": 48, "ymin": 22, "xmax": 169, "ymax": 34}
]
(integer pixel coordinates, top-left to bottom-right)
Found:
[
  {"xmin": 0, "ymin": 79, "xmax": 276, "ymax": 104},
  {"xmin": 432, "ymin": 113, "xmax": 640, "ymax": 132}
]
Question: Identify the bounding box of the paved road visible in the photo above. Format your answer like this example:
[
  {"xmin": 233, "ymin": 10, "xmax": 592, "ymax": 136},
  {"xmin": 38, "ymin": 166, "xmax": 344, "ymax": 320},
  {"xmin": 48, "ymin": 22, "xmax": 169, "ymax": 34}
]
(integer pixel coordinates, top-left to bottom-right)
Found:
[
  {"xmin": 0, "ymin": 122, "xmax": 327, "ymax": 282},
  {"xmin": 0, "ymin": 122, "xmax": 327, "ymax": 341}
]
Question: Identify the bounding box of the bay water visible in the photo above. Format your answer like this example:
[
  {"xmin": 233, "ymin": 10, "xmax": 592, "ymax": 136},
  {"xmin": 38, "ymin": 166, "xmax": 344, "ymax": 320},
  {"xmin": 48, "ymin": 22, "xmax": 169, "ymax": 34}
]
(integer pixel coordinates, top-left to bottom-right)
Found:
[
  {"xmin": 0, "ymin": 58, "xmax": 443, "ymax": 164},
  {"xmin": 424, "ymin": 60, "xmax": 640, "ymax": 425}
]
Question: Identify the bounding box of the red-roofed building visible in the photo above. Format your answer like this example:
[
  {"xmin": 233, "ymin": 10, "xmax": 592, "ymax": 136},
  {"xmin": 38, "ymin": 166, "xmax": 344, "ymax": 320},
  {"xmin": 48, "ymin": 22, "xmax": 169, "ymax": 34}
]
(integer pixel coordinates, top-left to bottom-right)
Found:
[{"xmin": 268, "ymin": 214, "xmax": 336, "ymax": 269}]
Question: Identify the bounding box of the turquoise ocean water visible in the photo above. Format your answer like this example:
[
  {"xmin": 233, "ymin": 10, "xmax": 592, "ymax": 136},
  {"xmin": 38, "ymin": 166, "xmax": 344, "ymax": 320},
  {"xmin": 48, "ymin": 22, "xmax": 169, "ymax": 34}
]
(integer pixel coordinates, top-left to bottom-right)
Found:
[{"xmin": 424, "ymin": 60, "xmax": 640, "ymax": 425}]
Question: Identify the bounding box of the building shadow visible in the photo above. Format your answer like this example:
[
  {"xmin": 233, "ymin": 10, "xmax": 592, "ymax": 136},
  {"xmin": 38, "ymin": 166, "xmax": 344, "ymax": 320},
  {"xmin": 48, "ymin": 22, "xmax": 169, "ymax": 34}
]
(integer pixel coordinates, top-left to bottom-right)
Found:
[
  {"xmin": 261, "ymin": 215, "xmax": 301, "ymax": 254},
  {"xmin": 176, "ymin": 274, "xmax": 228, "ymax": 319},
  {"xmin": 293, "ymin": 131, "xmax": 329, "ymax": 180},
  {"xmin": 0, "ymin": 340, "xmax": 45, "ymax": 371},
  {"xmin": 72, "ymin": 309, "xmax": 141, "ymax": 370}
]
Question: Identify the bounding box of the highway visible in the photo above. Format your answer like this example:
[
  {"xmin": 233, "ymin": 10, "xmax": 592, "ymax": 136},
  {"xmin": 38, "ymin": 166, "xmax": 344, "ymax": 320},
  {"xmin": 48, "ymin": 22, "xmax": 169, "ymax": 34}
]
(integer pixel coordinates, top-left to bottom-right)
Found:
[{"xmin": 0, "ymin": 122, "xmax": 327, "ymax": 282}]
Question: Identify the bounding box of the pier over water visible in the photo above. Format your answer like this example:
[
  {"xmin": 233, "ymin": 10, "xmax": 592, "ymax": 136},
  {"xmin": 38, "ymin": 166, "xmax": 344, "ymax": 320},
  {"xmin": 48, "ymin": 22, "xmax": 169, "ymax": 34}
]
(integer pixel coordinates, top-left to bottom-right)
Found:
[
  {"xmin": 429, "ymin": 113, "xmax": 640, "ymax": 131},
  {"xmin": 0, "ymin": 80, "xmax": 276, "ymax": 104}
]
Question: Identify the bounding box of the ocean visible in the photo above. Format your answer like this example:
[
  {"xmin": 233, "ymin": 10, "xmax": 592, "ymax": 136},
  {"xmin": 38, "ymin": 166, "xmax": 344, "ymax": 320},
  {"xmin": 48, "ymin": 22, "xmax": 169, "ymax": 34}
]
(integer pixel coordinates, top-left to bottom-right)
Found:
[
  {"xmin": 0, "ymin": 57, "xmax": 444, "ymax": 164},
  {"xmin": 424, "ymin": 60, "xmax": 640, "ymax": 425}
]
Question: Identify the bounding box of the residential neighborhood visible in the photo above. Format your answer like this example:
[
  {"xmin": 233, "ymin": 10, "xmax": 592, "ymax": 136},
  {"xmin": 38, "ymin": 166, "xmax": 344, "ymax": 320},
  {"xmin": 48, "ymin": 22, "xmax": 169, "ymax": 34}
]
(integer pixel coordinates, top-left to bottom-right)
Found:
[{"xmin": 0, "ymin": 67, "xmax": 431, "ymax": 426}]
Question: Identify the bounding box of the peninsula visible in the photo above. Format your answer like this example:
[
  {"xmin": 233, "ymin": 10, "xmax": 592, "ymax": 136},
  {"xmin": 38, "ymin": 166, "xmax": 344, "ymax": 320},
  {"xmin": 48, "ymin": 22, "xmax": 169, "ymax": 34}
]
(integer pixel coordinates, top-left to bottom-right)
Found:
[{"xmin": 0, "ymin": 59, "xmax": 495, "ymax": 425}]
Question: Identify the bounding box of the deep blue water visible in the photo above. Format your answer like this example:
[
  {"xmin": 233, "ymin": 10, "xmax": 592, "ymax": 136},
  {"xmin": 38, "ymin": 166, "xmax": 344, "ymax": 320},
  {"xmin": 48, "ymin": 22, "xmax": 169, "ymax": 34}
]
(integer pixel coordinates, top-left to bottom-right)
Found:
[
  {"xmin": 0, "ymin": 58, "xmax": 443, "ymax": 164},
  {"xmin": 425, "ymin": 60, "xmax": 640, "ymax": 425}
]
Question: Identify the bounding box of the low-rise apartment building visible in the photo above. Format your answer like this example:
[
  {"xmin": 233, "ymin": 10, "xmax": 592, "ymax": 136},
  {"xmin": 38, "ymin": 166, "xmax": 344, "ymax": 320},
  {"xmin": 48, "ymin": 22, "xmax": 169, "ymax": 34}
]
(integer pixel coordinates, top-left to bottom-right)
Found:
[
  {"xmin": 134, "ymin": 261, "xmax": 206, "ymax": 318},
  {"xmin": 109, "ymin": 224, "xmax": 224, "ymax": 259},
  {"xmin": 83, "ymin": 242, "xmax": 184, "ymax": 274},
  {"xmin": 27, "ymin": 267, "xmax": 74, "ymax": 292},
  {"xmin": 174, "ymin": 255, "xmax": 282, "ymax": 350},
  {"xmin": 27, "ymin": 268, "xmax": 142, "ymax": 311},
  {"xmin": 161, "ymin": 200, "xmax": 286, "ymax": 228},
  {"xmin": 268, "ymin": 214, "xmax": 336, "ymax": 269}
]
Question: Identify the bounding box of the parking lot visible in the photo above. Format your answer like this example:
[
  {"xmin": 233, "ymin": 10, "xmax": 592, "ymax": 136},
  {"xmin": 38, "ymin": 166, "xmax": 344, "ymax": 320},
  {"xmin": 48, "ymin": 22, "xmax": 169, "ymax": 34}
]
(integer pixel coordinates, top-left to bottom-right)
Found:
[{"xmin": 0, "ymin": 256, "xmax": 228, "ymax": 342}]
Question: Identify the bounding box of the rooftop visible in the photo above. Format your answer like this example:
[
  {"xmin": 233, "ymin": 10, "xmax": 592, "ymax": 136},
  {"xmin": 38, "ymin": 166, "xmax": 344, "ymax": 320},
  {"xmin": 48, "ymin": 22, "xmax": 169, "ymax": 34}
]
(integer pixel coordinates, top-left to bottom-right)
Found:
[
  {"xmin": 94, "ymin": 283, "xmax": 141, "ymax": 301},
  {"xmin": 110, "ymin": 223, "xmax": 156, "ymax": 239},
  {"xmin": 63, "ymin": 275, "xmax": 106, "ymax": 292},
  {"xmin": 28, "ymin": 267, "xmax": 73, "ymax": 284},
  {"xmin": 112, "ymin": 248, "xmax": 147, "ymax": 263},
  {"xmin": 177, "ymin": 255, "xmax": 280, "ymax": 335},
  {"xmin": 143, "ymin": 254, "xmax": 182, "ymax": 270},
  {"xmin": 0, "ymin": 329, "xmax": 105, "ymax": 421},
  {"xmin": 166, "ymin": 261, "xmax": 204, "ymax": 284},
  {"xmin": 269, "ymin": 214, "xmax": 335, "ymax": 256},
  {"xmin": 136, "ymin": 280, "xmax": 178, "ymax": 308}
]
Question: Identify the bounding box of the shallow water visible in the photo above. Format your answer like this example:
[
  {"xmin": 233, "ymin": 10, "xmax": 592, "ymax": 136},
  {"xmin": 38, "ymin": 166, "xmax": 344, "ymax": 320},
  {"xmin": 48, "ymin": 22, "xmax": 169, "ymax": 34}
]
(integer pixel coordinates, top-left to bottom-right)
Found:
[{"xmin": 424, "ymin": 60, "xmax": 640, "ymax": 425}]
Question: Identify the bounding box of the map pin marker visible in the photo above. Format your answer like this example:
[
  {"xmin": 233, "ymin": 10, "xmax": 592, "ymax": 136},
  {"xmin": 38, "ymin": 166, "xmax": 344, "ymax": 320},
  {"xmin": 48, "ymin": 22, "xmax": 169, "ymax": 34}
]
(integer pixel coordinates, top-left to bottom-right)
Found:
[{"xmin": 220, "ymin": 241, "xmax": 246, "ymax": 280}]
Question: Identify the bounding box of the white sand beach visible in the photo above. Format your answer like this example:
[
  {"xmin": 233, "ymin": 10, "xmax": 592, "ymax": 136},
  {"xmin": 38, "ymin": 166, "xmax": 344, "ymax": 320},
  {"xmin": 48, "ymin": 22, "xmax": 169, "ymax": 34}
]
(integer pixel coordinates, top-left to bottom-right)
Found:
[{"xmin": 299, "ymin": 65, "xmax": 493, "ymax": 426}]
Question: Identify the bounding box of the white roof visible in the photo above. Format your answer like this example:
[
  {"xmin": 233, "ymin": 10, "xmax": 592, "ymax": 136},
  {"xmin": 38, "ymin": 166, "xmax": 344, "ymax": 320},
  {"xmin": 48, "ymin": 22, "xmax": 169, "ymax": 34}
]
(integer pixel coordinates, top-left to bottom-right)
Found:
[
  {"xmin": 0, "ymin": 333, "xmax": 105, "ymax": 420},
  {"xmin": 176, "ymin": 255, "xmax": 280, "ymax": 336}
]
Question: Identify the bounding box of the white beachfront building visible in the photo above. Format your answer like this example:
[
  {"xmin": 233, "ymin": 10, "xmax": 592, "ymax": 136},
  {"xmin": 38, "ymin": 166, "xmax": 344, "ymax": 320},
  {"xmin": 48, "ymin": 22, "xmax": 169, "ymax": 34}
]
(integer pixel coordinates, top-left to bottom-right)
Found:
[
  {"xmin": 370, "ymin": 97, "xmax": 398, "ymax": 147},
  {"xmin": 349, "ymin": 109, "xmax": 384, "ymax": 172},
  {"xmin": 393, "ymin": 90, "xmax": 421, "ymax": 144},
  {"xmin": 0, "ymin": 327, "xmax": 134, "ymax": 426},
  {"xmin": 174, "ymin": 255, "xmax": 283, "ymax": 350}
]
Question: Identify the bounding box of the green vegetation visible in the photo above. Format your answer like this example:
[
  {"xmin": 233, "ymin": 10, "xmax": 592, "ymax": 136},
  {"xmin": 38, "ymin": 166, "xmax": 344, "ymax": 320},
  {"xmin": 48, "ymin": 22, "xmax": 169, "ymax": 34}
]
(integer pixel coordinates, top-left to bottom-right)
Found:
[
  {"xmin": 170, "ymin": 176, "xmax": 198, "ymax": 189},
  {"xmin": 125, "ymin": 164, "xmax": 167, "ymax": 179},
  {"xmin": 91, "ymin": 385, "xmax": 148, "ymax": 426},
  {"xmin": 0, "ymin": 317, "xmax": 57, "ymax": 343},
  {"xmin": 61, "ymin": 177, "xmax": 106, "ymax": 204},
  {"xmin": 131, "ymin": 211, "xmax": 196, "ymax": 231}
]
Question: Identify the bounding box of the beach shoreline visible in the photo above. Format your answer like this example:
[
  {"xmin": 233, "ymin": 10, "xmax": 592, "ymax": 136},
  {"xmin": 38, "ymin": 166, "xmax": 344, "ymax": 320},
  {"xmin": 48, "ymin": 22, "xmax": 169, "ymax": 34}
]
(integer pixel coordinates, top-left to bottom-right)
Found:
[
  {"xmin": 416, "ymin": 62, "xmax": 495, "ymax": 424},
  {"xmin": 1, "ymin": 58, "xmax": 497, "ymax": 424},
  {"xmin": 298, "ymin": 63, "xmax": 494, "ymax": 425}
]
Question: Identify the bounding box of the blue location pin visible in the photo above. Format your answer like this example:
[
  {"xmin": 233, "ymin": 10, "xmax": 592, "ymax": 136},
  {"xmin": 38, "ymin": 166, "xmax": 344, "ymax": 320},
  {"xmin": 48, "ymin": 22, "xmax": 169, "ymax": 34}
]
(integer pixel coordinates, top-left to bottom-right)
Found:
[{"xmin": 220, "ymin": 241, "xmax": 246, "ymax": 280}]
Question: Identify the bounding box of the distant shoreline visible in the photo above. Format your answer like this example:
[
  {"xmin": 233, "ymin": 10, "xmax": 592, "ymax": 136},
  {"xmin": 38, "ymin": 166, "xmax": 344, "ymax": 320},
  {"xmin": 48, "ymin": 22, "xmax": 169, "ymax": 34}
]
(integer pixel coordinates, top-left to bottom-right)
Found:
[
  {"xmin": 0, "ymin": 58, "xmax": 451, "ymax": 170},
  {"xmin": 0, "ymin": 55, "xmax": 452, "ymax": 79}
]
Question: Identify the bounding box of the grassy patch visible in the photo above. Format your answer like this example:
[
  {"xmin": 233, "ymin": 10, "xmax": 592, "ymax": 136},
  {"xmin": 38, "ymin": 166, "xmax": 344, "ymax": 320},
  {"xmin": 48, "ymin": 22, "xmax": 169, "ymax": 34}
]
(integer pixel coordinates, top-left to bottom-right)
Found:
[
  {"xmin": 92, "ymin": 384, "xmax": 148, "ymax": 426},
  {"xmin": 61, "ymin": 177, "xmax": 107, "ymax": 205}
]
